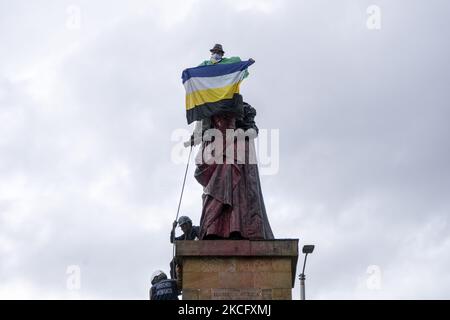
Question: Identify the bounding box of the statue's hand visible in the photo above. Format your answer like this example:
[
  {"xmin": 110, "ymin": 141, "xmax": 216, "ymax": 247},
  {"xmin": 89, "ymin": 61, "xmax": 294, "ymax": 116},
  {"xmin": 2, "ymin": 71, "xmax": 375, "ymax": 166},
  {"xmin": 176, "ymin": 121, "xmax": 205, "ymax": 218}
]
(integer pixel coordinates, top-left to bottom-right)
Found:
[
  {"xmin": 183, "ymin": 135, "xmax": 194, "ymax": 148},
  {"xmin": 172, "ymin": 220, "xmax": 178, "ymax": 229},
  {"xmin": 249, "ymin": 58, "xmax": 255, "ymax": 64}
]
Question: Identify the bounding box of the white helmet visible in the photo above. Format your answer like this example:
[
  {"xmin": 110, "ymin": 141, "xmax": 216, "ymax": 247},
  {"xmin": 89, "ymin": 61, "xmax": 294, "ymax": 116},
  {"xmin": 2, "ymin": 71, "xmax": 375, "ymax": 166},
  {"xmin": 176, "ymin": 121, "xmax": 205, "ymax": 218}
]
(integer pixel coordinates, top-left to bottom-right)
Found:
[{"xmin": 151, "ymin": 270, "xmax": 167, "ymax": 285}]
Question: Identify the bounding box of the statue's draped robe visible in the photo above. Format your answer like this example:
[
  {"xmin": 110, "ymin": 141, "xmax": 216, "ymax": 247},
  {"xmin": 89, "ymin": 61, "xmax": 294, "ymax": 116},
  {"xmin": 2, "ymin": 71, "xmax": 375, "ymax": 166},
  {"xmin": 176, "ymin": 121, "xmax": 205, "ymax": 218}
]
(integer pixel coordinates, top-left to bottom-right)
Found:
[{"xmin": 195, "ymin": 112, "xmax": 274, "ymax": 240}]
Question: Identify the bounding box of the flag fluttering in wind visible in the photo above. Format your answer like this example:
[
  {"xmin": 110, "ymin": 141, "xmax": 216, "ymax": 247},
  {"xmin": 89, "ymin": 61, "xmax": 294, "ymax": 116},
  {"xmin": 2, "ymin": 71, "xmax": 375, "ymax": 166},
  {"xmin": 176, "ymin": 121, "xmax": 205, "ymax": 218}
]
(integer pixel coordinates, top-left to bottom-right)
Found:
[{"xmin": 181, "ymin": 60, "xmax": 254, "ymax": 124}]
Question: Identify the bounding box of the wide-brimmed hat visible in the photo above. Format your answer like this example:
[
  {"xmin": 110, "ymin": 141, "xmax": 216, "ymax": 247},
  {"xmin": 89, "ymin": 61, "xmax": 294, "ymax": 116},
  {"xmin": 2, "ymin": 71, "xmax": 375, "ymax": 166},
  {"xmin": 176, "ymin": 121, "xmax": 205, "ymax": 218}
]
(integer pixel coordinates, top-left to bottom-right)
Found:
[{"xmin": 210, "ymin": 44, "xmax": 225, "ymax": 54}]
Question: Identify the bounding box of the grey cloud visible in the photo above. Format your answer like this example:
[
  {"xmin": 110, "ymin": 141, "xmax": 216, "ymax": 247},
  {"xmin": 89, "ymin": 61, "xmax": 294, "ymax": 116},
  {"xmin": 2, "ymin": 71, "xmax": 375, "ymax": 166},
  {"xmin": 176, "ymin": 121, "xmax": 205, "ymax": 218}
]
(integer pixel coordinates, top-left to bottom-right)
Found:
[{"xmin": 1, "ymin": 0, "xmax": 449, "ymax": 299}]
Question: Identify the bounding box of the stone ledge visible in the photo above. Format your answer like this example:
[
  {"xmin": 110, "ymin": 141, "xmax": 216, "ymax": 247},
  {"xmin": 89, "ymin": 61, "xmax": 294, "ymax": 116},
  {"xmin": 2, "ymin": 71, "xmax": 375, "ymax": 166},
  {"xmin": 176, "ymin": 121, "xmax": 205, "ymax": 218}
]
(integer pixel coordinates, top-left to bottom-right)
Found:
[
  {"xmin": 175, "ymin": 239, "xmax": 299, "ymax": 289},
  {"xmin": 175, "ymin": 239, "xmax": 298, "ymax": 257}
]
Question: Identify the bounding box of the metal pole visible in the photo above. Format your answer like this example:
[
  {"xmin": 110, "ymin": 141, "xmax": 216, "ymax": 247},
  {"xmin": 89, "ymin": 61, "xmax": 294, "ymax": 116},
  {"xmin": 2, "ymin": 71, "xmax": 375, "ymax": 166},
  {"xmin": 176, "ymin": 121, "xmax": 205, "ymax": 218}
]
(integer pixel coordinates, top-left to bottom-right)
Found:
[
  {"xmin": 174, "ymin": 144, "xmax": 193, "ymax": 223},
  {"xmin": 172, "ymin": 144, "xmax": 193, "ymax": 266},
  {"xmin": 299, "ymin": 253, "xmax": 308, "ymax": 300},
  {"xmin": 300, "ymin": 273, "xmax": 306, "ymax": 300}
]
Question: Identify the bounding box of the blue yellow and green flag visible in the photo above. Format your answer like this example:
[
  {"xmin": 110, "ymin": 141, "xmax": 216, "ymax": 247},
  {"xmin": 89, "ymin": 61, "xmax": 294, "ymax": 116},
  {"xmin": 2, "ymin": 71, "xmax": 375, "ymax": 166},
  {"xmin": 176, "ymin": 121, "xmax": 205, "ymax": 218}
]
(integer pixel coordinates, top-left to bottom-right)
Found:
[{"xmin": 181, "ymin": 60, "xmax": 254, "ymax": 124}]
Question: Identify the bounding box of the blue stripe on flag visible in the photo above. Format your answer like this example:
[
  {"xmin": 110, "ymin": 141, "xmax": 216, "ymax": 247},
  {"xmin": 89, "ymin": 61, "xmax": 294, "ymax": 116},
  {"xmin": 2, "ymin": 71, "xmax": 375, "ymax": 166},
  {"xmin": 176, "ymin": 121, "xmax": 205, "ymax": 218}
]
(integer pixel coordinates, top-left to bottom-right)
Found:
[{"xmin": 181, "ymin": 60, "xmax": 254, "ymax": 84}]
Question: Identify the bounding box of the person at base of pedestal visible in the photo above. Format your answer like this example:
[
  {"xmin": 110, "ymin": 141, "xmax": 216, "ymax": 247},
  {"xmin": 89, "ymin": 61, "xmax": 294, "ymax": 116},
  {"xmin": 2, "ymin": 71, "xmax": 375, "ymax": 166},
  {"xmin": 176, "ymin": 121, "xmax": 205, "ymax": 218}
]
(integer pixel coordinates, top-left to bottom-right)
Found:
[{"xmin": 149, "ymin": 270, "xmax": 180, "ymax": 300}]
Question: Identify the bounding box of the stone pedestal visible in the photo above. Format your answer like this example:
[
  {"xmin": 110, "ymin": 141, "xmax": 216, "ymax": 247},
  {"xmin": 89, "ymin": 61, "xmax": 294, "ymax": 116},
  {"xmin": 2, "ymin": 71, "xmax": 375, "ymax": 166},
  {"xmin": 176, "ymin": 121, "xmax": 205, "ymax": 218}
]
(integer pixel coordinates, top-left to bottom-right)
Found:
[{"xmin": 175, "ymin": 239, "xmax": 299, "ymax": 300}]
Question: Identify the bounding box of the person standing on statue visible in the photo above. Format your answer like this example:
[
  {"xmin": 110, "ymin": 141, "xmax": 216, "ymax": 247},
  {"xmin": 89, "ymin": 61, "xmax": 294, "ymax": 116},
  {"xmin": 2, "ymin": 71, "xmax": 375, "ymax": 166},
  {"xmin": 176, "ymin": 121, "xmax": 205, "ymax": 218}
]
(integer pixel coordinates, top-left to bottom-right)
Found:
[
  {"xmin": 198, "ymin": 43, "xmax": 252, "ymax": 71},
  {"xmin": 181, "ymin": 44, "xmax": 274, "ymax": 240},
  {"xmin": 189, "ymin": 44, "xmax": 252, "ymax": 145}
]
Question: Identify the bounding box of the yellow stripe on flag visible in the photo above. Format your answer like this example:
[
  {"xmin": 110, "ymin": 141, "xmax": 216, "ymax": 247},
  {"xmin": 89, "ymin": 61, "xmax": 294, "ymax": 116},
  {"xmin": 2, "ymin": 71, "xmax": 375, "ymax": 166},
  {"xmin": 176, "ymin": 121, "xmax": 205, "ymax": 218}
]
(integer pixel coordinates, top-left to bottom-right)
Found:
[{"xmin": 185, "ymin": 81, "xmax": 242, "ymax": 110}]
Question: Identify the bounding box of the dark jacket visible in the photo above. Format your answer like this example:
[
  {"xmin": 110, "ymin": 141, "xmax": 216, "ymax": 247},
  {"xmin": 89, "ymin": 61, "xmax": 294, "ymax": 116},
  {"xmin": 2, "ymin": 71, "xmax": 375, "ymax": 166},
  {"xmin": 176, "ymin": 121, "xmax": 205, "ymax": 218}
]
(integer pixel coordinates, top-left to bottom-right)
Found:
[
  {"xmin": 170, "ymin": 226, "xmax": 200, "ymax": 243},
  {"xmin": 150, "ymin": 279, "xmax": 179, "ymax": 300}
]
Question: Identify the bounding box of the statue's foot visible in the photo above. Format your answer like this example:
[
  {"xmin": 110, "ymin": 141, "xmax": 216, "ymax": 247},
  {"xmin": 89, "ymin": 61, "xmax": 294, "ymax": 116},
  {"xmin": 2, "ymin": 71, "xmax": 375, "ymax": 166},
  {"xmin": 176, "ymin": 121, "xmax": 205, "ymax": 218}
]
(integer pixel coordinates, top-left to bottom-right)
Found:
[
  {"xmin": 202, "ymin": 232, "xmax": 248, "ymax": 240},
  {"xmin": 229, "ymin": 232, "xmax": 246, "ymax": 240}
]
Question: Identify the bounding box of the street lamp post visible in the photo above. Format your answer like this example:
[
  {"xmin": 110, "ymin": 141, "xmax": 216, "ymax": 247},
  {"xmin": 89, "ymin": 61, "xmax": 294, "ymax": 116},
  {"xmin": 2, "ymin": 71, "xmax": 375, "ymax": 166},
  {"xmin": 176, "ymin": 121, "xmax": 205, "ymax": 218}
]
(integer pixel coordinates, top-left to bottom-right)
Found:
[{"xmin": 299, "ymin": 245, "xmax": 315, "ymax": 300}]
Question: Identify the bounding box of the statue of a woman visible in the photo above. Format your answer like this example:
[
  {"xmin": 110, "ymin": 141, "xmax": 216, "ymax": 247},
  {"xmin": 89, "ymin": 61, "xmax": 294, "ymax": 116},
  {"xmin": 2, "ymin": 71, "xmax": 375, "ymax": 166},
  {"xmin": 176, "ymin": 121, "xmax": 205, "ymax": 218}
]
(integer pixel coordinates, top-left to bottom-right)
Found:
[{"xmin": 194, "ymin": 102, "xmax": 274, "ymax": 240}]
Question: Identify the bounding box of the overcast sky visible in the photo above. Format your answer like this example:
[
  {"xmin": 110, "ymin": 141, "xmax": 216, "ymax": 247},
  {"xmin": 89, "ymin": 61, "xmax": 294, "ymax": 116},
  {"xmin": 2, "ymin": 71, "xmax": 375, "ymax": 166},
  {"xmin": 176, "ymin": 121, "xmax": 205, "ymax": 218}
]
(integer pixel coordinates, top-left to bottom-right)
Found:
[{"xmin": 1, "ymin": 0, "xmax": 449, "ymax": 299}]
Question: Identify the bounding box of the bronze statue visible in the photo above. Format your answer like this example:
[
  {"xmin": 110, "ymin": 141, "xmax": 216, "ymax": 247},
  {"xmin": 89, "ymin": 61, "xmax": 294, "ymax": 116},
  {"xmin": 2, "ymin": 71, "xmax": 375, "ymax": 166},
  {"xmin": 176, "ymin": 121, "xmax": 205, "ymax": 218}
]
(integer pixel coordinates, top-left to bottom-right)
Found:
[{"xmin": 190, "ymin": 45, "xmax": 274, "ymax": 240}]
